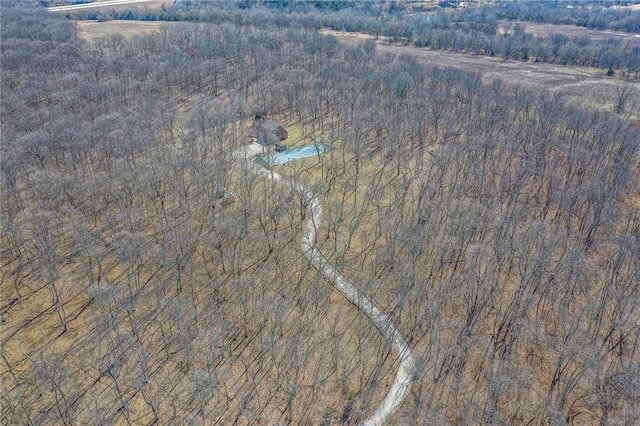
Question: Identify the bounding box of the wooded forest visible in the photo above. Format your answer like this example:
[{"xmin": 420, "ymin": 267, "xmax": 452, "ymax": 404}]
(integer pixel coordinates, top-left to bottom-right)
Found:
[{"xmin": 1, "ymin": 1, "xmax": 639, "ymax": 425}]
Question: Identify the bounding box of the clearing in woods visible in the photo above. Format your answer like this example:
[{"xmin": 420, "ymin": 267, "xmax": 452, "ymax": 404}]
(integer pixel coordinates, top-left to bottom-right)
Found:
[
  {"xmin": 322, "ymin": 29, "xmax": 639, "ymax": 117},
  {"xmin": 76, "ymin": 20, "xmax": 178, "ymax": 41}
]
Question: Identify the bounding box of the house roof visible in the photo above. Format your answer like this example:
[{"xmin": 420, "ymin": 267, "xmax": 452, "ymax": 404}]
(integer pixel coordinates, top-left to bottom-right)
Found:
[{"xmin": 259, "ymin": 120, "xmax": 284, "ymax": 132}]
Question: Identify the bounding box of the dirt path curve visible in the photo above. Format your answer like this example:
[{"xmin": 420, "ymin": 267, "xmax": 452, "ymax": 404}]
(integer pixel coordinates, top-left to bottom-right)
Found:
[{"xmin": 235, "ymin": 143, "xmax": 415, "ymax": 425}]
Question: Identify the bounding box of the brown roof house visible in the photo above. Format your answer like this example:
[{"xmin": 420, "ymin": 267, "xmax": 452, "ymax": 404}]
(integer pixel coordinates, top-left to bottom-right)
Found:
[{"xmin": 254, "ymin": 115, "xmax": 288, "ymax": 147}]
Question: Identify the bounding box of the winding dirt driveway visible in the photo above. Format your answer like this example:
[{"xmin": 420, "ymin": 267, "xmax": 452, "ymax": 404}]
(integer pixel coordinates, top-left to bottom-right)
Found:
[{"xmin": 235, "ymin": 143, "xmax": 415, "ymax": 425}]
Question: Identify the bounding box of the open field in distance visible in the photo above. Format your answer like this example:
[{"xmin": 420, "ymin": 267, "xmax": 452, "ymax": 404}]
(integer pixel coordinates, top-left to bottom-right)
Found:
[
  {"xmin": 323, "ymin": 29, "xmax": 640, "ymax": 118},
  {"xmin": 76, "ymin": 19, "xmax": 177, "ymax": 41},
  {"xmin": 518, "ymin": 21, "xmax": 640, "ymax": 42},
  {"xmin": 76, "ymin": 20, "xmax": 639, "ymax": 118}
]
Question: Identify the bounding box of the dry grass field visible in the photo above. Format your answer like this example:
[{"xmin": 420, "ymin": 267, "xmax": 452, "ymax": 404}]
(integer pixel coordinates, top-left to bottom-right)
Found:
[
  {"xmin": 518, "ymin": 21, "xmax": 640, "ymax": 42},
  {"xmin": 76, "ymin": 20, "xmax": 178, "ymax": 41},
  {"xmin": 322, "ymin": 29, "xmax": 640, "ymax": 118}
]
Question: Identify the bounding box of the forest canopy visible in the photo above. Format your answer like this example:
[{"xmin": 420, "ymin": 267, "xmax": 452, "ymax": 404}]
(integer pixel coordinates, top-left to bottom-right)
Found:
[{"xmin": 1, "ymin": 2, "xmax": 639, "ymax": 425}]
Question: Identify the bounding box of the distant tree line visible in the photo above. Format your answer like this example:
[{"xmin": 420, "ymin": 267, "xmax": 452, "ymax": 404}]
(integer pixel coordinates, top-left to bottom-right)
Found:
[
  {"xmin": 2, "ymin": 2, "xmax": 639, "ymax": 425},
  {"xmin": 484, "ymin": 0, "xmax": 640, "ymax": 33},
  {"xmin": 61, "ymin": 0, "xmax": 640, "ymax": 75},
  {"xmin": 406, "ymin": 15, "xmax": 640, "ymax": 77}
]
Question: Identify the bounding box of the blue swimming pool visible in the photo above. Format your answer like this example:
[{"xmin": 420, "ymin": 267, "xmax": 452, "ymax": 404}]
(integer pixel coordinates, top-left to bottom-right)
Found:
[{"xmin": 256, "ymin": 143, "xmax": 330, "ymax": 167}]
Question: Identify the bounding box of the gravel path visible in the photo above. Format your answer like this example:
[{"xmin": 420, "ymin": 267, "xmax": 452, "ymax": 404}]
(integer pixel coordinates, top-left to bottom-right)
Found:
[{"xmin": 236, "ymin": 143, "xmax": 415, "ymax": 425}]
